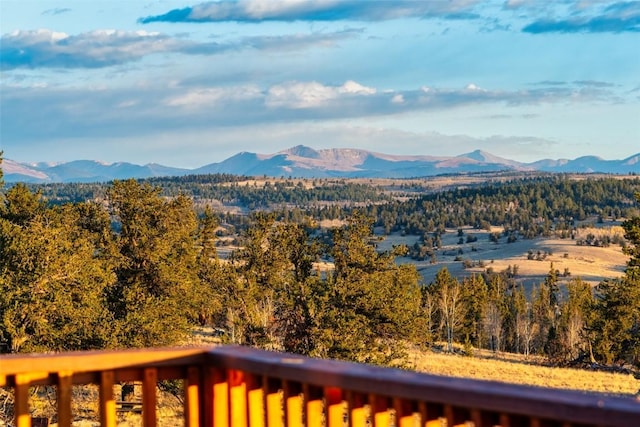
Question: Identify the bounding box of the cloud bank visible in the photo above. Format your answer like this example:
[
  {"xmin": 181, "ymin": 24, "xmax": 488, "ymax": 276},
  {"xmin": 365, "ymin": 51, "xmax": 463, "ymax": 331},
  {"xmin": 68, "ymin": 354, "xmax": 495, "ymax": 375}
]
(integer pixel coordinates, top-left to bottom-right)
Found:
[
  {"xmin": 523, "ymin": 1, "xmax": 640, "ymax": 33},
  {"xmin": 1, "ymin": 79, "xmax": 619, "ymax": 145},
  {"xmin": 139, "ymin": 0, "xmax": 480, "ymax": 24},
  {"xmin": 0, "ymin": 28, "xmax": 356, "ymax": 69}
]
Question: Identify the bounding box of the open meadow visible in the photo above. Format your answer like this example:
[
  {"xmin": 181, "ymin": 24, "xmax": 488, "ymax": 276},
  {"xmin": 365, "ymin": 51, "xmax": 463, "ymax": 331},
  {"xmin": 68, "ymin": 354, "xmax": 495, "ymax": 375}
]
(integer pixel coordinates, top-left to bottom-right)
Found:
[
  {"xmin": 408, "ymin": 346, "xmax": 640, "ymax": 397},
  {"xmin": 376, "ymin": 222, "xmax": 629, "ymax": 289}
]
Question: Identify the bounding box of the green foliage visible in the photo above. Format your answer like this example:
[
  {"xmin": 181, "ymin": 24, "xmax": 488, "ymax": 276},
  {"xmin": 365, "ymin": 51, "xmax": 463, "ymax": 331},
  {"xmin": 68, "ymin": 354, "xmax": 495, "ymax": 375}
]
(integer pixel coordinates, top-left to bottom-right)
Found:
[
  {"xmin": 0, "ymin": 188, "xmax": 113, "ymax": 352},
  {"xmin": 106, "ymin": 180, "xmax": 201, "ymax": 347},
  {"xmin": 318, "ymin": 212, "xmax": 423, "ymax": 365}
]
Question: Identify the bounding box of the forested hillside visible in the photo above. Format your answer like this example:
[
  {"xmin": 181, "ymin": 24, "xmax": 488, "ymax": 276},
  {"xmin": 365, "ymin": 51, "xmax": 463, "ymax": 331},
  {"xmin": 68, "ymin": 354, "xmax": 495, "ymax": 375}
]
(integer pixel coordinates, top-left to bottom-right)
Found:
[{"xmin": 2, "ymin": 167, "xmax": 640, "ymax": 370}]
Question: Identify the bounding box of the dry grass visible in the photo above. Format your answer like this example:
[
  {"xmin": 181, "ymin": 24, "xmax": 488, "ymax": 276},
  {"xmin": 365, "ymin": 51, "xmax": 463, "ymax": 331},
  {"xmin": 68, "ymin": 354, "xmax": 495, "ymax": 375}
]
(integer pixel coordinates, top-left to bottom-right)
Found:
[
  {"xmin": 408, "ymin": 346, "xmax": 640, "ymax": 397},
  {"xmin": 377, "ymin": 224, "xmax": 629, "ymax": 289}
]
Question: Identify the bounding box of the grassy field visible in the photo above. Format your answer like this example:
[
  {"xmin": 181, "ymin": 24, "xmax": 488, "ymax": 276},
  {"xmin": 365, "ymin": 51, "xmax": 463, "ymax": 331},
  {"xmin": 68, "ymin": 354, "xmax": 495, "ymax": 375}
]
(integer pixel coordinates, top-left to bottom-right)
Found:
[
  {"xmin": 408, "ymin": 346, "xmax": 640, "ymax": 397},
  {"xmin": 375, "ymin": 222, "xmax": 629, "ymax": 289}
]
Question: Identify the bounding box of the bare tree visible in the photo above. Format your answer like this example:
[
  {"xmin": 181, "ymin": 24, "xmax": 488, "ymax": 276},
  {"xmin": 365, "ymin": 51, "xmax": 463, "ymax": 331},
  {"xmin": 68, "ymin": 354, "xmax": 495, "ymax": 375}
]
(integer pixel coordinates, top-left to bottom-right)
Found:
[{"xmin": 438, "ymin": 277, "xmax": 464, "ymax": 353}]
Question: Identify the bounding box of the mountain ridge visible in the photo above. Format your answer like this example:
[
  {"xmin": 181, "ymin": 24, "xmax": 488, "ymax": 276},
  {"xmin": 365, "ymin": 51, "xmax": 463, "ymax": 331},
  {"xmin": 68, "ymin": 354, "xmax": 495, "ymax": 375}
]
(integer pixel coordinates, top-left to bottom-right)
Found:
[{"xmin": 2, "ymin": 146, "xmax": 639, "ymax": 183}]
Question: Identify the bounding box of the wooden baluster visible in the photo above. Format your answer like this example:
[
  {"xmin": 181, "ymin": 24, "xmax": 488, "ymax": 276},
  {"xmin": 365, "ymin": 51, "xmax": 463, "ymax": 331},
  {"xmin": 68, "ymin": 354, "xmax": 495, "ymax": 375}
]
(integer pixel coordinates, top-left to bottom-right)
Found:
[
  {"xmin": 445, "ymin": 404, "xmax": 473, "ymax": 427},
  {"xmin": 246, "ymin": 374, "xmax": 265, "ymax": 427},
  {"xmin": 393, "ymin": 398, "xmax": 415, "ymax": 427},
  {"xmin": 100, "ymin": 371, "xmax": 116, "ymax": 427},
  {"xmin": 324, "ymin": 387, "xmax": 343, "ymax": 427},
  {"xmin": 265, "ymin": 377, "xmax": 284, "ymax": 427},
  {"xmin": 212, "ymin": 368, "xmax": 229, "ymax": 427},
  {"xmin": 142, "ymin": 368, "xmax": 157, "ymax": 427},
  {"xmin": 303, "ymin": 384, "xmax": 323, "ymax": 427},
  {"xmin": 56, "ymin": 371, "xmax": 73, "ymax": 427},
  {"xmin": 346, "ymin": 391, "xmax": 367, "ymax": 427},
  {"xmin": 15, "ymin": 373, "xmax": 31, "ymax": 427},
  {"xmin": 419, "ymin": 402, "xmax": 445, "ymax": 427},
  {"xmin": 186, "ymin": 366, "xmax": 201, "ymax": 427},
  {"xmin": 369, "ymin": 394, "xmax": 390, "ymax": 427},
  {"xmin": 470, "ymin": 408, "xmax": 497, "ymax": 427},
  {"xmin": 229, "ymin": 370, "xmax": 248, "ymax": 427},
  {"xmin": 283, "ymin": 381, "xmax": 303, "ymax": 427}
]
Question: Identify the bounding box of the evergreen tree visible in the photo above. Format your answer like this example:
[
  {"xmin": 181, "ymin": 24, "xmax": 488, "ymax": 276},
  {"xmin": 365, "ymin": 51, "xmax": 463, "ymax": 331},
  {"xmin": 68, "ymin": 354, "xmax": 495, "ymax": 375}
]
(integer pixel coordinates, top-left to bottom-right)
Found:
[
  {"xmin": 319, "ymin": 212, "xmax": 422, "ymax": 365},
  {"xmin": 106, "ymin": 180, "xmax": 201, "ymax": 348},
  {"xmin": 0, "ymin": 188, "xmax": 113, "ymax": 352},
  {"xmin": 591, "ymin": 192, "xmax": 640, "ymax": 366}
]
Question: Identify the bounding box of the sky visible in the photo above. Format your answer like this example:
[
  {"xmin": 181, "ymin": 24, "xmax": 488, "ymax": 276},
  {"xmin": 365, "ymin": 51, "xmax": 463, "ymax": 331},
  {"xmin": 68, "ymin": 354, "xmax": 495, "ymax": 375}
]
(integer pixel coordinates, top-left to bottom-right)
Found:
[{"xmin": 1, "ymin": 0, "xmax": 639, "ymax": 168}]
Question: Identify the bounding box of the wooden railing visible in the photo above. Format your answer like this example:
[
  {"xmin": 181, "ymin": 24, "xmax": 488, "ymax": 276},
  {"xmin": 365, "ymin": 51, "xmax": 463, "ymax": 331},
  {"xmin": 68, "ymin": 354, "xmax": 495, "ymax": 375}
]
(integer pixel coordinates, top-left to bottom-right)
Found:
[{"xmin": 1, "ymin": 345, "xmax": 639, "ymax": 427}]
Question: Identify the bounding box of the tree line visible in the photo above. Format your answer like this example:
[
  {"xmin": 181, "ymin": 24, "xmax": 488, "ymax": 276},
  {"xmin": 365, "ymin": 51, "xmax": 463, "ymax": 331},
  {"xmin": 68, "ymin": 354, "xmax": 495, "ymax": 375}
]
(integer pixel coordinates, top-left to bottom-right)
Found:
[{"xmin": 28, "ymin": 175, "xmax": 640, "ymax": 242}]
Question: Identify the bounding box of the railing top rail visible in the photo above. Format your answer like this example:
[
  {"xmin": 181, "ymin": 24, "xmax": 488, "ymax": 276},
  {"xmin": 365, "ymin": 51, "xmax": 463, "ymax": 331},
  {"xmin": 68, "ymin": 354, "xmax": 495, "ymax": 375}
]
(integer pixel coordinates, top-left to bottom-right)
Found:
[
  {"xmin": 0, "ymin": 346, "xmax": 210, "ymax": 375},
  {"xmin": 206, "ymin": 345, "xmax": 640, "ymax": 427}
]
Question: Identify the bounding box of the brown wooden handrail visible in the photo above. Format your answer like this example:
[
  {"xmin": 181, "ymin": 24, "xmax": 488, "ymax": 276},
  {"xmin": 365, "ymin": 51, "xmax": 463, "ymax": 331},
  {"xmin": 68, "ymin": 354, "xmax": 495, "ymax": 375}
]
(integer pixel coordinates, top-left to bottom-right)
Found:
[{"xmin": 1, "ymin": 345, "xmax": 639, "ymax": 427}]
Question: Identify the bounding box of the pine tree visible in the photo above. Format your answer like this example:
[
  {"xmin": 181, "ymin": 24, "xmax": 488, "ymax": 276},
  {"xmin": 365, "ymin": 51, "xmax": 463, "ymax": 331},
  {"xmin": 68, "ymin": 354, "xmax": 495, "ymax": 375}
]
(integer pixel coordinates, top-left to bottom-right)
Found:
[
  {"xmin": 319, "ymin": 211, "xmax": 422, "ymax": 365},
  {"xmin": 0, "ymin": 188, "xmax": 113, "ymax": 352},
  {"xmin": 591, "ymin": 192, "xmax": 640, "ymax": 366},
  {"xmin": 106, "ymin": 180, "xmax": 200, "ymax": 348}
]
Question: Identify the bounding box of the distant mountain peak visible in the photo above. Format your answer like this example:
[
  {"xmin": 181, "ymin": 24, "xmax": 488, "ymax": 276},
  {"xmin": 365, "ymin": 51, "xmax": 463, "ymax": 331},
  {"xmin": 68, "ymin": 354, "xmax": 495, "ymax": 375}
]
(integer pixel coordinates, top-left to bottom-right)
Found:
[
  {"xmin": 281, "ymin": 145, "xmax": 320, "ymax": 159},
  {"xmin": 459, "ymin": 149, "xmax": 506, "ymax": 163}
]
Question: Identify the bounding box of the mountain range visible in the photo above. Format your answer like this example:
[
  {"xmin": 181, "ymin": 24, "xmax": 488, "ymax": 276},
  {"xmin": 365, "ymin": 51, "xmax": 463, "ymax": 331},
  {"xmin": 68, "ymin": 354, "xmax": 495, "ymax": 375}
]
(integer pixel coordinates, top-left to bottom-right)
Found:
[{"xmin": 3, "ymin": 146, "xmax": 640, "ymax": 183}]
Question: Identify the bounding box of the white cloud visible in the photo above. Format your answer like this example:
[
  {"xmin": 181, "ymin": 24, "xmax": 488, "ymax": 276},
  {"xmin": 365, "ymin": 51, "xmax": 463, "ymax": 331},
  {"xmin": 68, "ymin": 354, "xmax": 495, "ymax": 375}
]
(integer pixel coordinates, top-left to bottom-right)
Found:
[
  {"xmin": 465, "ymin": 83, "xmax": 486, "ymax": 92},
  {"xmin": 165, "ymin": 85, "xmax": 262, "ymax": 107},
  {"xmin": 339, "ymin": 80, "xmax": 376, "ymax": 95},
  {"xmin": 266, "ymin": 80, "xmax": 375, "ymax": 108},
  {"xmin": 391, "ymin": 94, "xmax": 405, "ymax": 104}
]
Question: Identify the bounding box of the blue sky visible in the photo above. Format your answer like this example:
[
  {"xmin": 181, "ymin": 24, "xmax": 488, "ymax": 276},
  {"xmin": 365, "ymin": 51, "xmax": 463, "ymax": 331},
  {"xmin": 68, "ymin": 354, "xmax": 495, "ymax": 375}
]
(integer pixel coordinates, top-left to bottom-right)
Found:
[{"xmin": 1, "ymin": 0, "xmax": 639, "ymax": 167}]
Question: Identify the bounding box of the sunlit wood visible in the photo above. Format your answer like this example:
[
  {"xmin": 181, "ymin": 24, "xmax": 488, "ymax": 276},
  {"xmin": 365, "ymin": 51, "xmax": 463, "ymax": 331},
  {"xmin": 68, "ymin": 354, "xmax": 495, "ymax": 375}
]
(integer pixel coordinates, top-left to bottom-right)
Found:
[
  {"xmin": 247, "ymin": 374, "xmax": 265, "ymax": 427},
  {"xmin": 324, "ymin": 387, "xmax": 343, "ymax": 427},
  {"xmin": 142, "ymin": 367, "xmax": 157, "ymax": 427},
  {"xmin": 57, "ymin": 371, "xmax": 73, "ymax": 427},
  {"xmin": 304, "ymin": 384, "xmax": 323, "ymax": 427},
  {"xmin": 266, "ymin": 379, "xmax": 284, "ymax": 427},
  {"xmin": 229, "ymin": 369, "xmax": 247, "ymax": 427},
  {"xmin": 99, "ymin": 370, "xmax": 116, "ymax": 427},
  {"xmin": 15, "ymin": 373, "xmax": 31, "ymax": 427},
  {"xmin": 347, "ymin": 391, "xmax": 367, "ymax": 427},
  {"xmin": 186, "ymin": 366, "xmax": 201, "ymax": 427},
  {"xmin": 213, "ymin": 368, "xmax": 229, "ymax": 427}
]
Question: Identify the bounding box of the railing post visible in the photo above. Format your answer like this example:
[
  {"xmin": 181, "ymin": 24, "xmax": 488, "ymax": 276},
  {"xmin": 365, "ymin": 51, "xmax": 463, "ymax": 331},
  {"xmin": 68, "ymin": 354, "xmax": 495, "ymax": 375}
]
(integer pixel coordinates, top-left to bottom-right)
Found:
[
  {"xmin": 283, "ymin": 381, "xmax": 303, "ymax": 427},
  {"xmin": 265, "ymin": 377, "xmax": 284, "ymax": 427},
  {"xmin": 56, "ymin": 371, "xmax": 73, "ymax": 427},
  {"xmin": 324, "ymin": 387, "xmax": 343, "ymax": 427},
  {"xmin": 212, "ymin": 368, "xmax": 230, "ymax": 427},
  {"xmin": 229, "ymin": 370, "xmax": 248, "ymax": 427},
  {"xmin": 186, "ymin": 366, "xmax": 201, "ymax": 427},
  {"xmin": 369, "ymin": 394, "xmax": 390, "ymax": 427},
  {"xmin": 15, "ymin": 373, "xmax": 31, "ymax": 427},
  {"xmin": 393, "ymin": 397, "xmax": 415, "ymax": 427},
  {"xmin": 246, "ymin": 374, "xmax": 265, "ymax": 427},
  {"xmin": 142, "ymin": 367, "xmax": 157, "ymax": 427},
  {"xmin": 346, "ymin": 391, "xmax": 367, "ymax": 427},
  {"xmin": 99, "ymin": 370, "xmax": 116, "ymax": 427}
]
